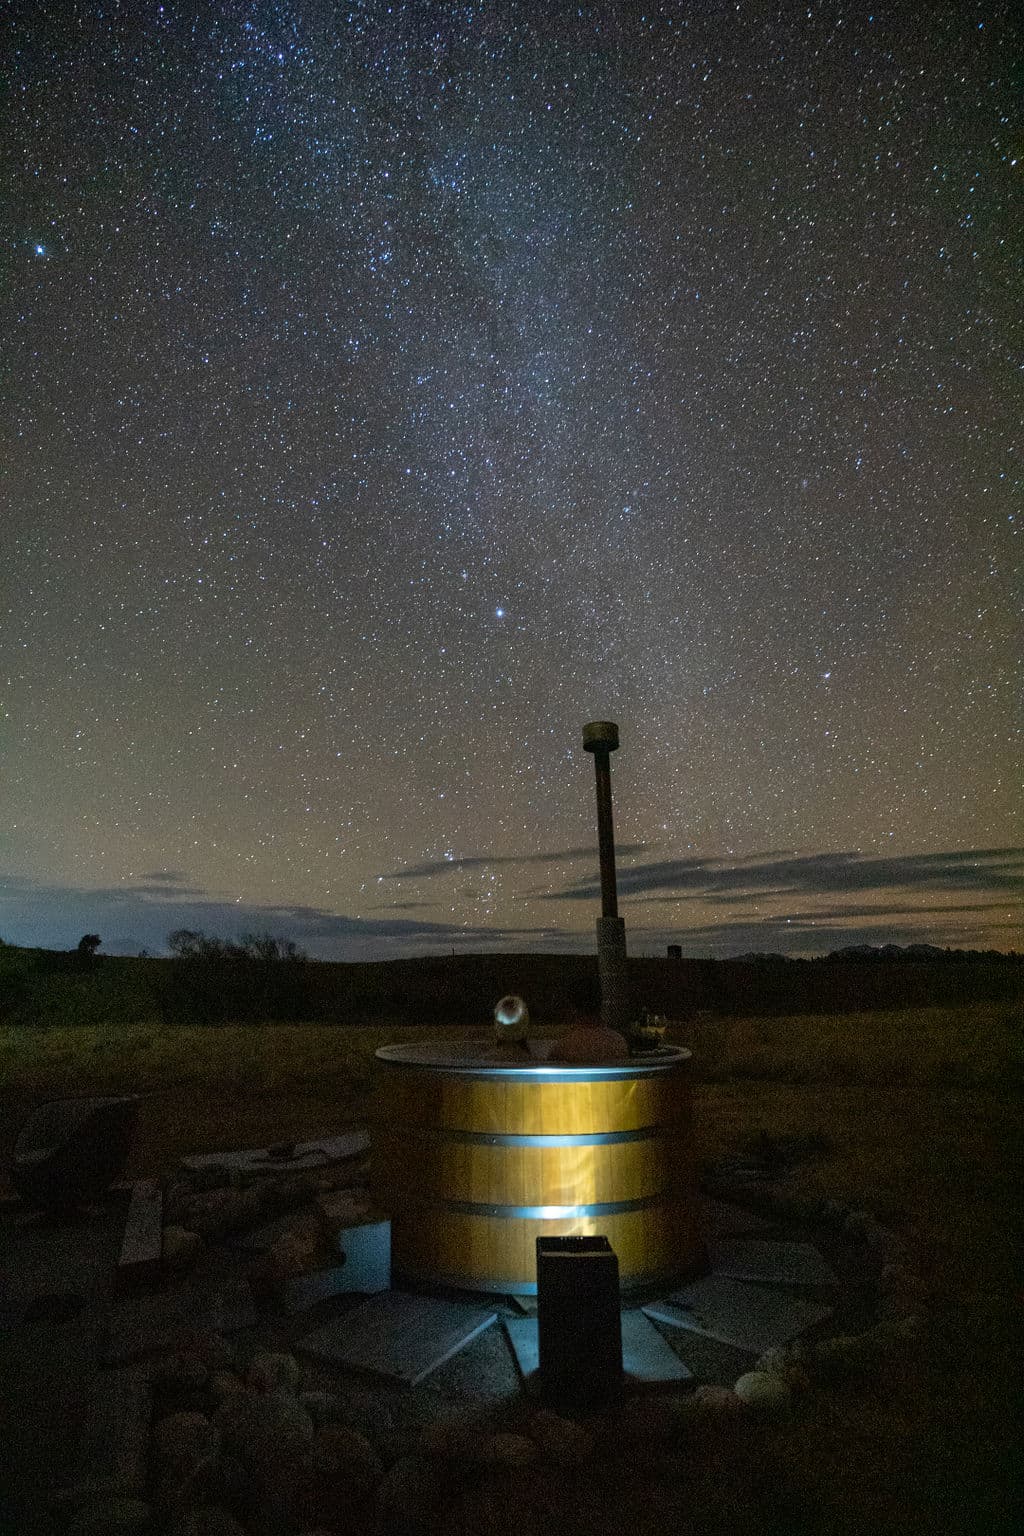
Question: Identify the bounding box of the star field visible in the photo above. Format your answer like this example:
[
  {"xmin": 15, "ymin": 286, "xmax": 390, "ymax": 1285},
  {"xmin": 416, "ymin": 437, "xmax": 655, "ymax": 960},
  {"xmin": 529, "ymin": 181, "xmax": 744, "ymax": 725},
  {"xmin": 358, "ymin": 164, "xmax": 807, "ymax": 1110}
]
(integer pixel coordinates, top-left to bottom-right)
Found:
[{"xmin": 2, "ymin": 2, "xmax": 1020, "ymax": 958}]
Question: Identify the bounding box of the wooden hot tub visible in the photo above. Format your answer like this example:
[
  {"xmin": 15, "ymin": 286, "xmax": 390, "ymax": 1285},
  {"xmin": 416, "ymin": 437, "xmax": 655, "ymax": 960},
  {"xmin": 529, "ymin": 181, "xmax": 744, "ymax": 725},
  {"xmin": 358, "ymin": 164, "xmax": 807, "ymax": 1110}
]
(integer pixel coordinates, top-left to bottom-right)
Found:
[{"xmin": 370, "ymin": 1041, "xmax": 701, "ymax": 1295}]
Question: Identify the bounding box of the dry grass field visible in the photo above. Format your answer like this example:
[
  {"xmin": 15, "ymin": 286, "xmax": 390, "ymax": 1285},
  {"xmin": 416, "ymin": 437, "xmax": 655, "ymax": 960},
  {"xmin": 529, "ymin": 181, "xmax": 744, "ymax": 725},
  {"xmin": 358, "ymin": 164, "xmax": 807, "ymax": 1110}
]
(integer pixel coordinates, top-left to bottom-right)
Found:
[{"xmin": 1, "ymin": 1000, "xmax": 1020, "ymax": 1533}]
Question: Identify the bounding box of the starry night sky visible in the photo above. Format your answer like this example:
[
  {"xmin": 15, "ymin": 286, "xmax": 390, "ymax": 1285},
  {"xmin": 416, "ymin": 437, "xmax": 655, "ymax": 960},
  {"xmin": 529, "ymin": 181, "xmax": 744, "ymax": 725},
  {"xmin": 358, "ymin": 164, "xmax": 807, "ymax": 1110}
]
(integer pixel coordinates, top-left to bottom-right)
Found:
[{"xmin": 3, "ymin": 1, "xmax": 1020, "ymax": 960}]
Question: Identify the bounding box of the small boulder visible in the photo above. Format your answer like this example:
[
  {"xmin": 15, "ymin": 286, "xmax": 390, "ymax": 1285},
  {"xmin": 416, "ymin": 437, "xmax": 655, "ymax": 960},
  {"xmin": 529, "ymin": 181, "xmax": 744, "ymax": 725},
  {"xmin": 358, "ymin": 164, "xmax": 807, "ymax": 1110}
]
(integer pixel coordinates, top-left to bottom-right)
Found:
[
  {"xmin": 376, "ymin": 1454, "xmax": 447, "ymax": 1536},
  {"xmin": 152, "ymin": 1353, "xmax": 209, "ymax": 1395},
  {"xmin": 171, "ymin": 1509, "xmax": 247, "ymax": 1536},
  {"xmin": 753, "ymin": 1346, "xmax": 811, "ymax": 1393},
  {"xmin": 298, "ymin": 1424, "xmax": 385, "ymax": 1526},
  {"xmin": 734, "ymin": 1370, "xmax": 792, "ymax": 1417},
  {"xmin": 247, "ymin": 1351, "xmax": 302, "ymax": 1395},
  {"xmin": 220, "ymin": 1389, "xmax": 314, "ymax": 1471},
  {"xmin": 208, "ymin": 1370, "xmax": 247, "ymax": 1407},
  {"xmin": 152, "ymin": 1411, "xmax": 220, "ymax": 1481},
  {"xmin": 418, "ymin": 1419, "xmax": 487, "ymax": 1461},
  {"xmin": 177, "ymin": 1328, "xmax": 235, "ymax": 1374},
  {"xmin": 692, "ymin": 1385, "xmax": 745, "ymax": 1417},
  {"xmin": 163, "ymin": 1225, "xmax": 204, "ymax": 1271},
  {"xmin": 611, "ymin": 1394, "xmax": 693, "ymax": 1445},
  {"xmin": 300, "ymin": 1389, "xmax": 341, "ymax": 1428},
  {"xmin": 481, "ymin": 1432, "xmax": 537, "ymax": 1468}
]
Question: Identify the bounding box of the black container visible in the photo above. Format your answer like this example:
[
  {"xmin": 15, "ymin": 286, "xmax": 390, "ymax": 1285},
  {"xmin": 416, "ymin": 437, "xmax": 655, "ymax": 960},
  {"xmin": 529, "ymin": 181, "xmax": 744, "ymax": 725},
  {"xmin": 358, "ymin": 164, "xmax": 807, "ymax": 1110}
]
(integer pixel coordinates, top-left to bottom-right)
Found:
[{"xmin": 536, "ymin": 1235, "xmax": 622, "ymax": 1412}]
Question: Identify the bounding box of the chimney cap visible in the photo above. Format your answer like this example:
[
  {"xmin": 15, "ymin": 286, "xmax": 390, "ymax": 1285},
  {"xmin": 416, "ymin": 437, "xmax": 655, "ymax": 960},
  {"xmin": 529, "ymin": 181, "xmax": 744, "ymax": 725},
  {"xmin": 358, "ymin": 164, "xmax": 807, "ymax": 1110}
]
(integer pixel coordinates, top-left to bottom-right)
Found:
[{"xmin": 582, "ymin": 721, "xmax": 620, "ymax": 753}]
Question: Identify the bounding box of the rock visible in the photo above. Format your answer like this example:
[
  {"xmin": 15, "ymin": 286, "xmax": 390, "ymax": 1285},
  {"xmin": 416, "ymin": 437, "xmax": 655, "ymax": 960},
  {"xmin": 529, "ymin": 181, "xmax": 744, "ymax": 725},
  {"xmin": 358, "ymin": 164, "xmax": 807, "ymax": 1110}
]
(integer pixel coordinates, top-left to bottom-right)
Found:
[
  {"xmin": 753, "ymin": 1346, "xmax": 811, "ymax": 1392},
  {"xmin": 376, "ymin": 1454, "xmax": 447, "ymax": 1536},
  {"xmin": 152, "ymin": 1353, "xmax": 209, "ymax": 1395},
  {"xmin": 734, "ymin": 1370, "xmax": 792, "ymax": 1417},
  {"xmin": 247, "ymin": 1351, "xmax": 302, "ymax": 1395},
  {"xmin": 811, "ymin": 1334, "xmax": 864, "ymax": 1379},
  {"xmin": 418, "ymin": 1419, "xmax": 487, "ymax": 1462},
  {"xmin": 880, "ymin": 1263, "xmax": 928, "ymax": 1301},
  {"xmin": 261, "ymin": 1171, "xmax": 317, "ymax": 1213},
  {"xmin": 171, "ymin": 1509, "xmax": 247, "ymax": 1536},
  {"xmin": 300, "ymin": 1390, "xmax": 341, "ymax": 1428},
  {"xmin": 610, "ymin": 1395, "xmax": 693, "ymax": 1444},
  {"xmin": 528, "ymin": 1408, "xmax": 594, "ymax": 1467},
  {"xmin": 482, "ymin": 1432, "xmax": 538, "ymax": 1468},
  {"xmin": 164, "ymin": 1180, "xmax": 194, "ymax": 1224},
  {"xmin": 298, "ymin": 1424, "xmax": 385, "ymax": 1527},
  {"xmin": 163, "ymin": 1225, "xmax": 204, "ymax": 1271},
  {"xmin": 68, "ymin": 1497, "xmax": 151, "ymax": 1535},
  {"xmin": 188, "ymin": 1164, "xmax": 233, "ymax": 1193},
  {"xmin": 193, "ymin": 1450, "xmax": 250, "ymax": 1509},
  {"xmin": 843, "ymin": 1209, "xmax": 873, "ymax": 1241},
  {"xmin": 208, "ymin": 1370, "xmax": 247, "ymax": 1407},
  {"xmin": 185, "ymin": 1188, "xmax": 263, "ymax": 1241},
  {"xmin": 177, "ymin": 1329, "xmax": 235, "ymax": 1374},
  {"xmin": 153, "ymin": 1411, "xmax": 220, "ymax": 1481},
  {"xmin": 220, "ymin": 1389, "xmax": 314, "ymax": 1471},
  {"xmin": 692, "ymin": 1385, "xmax": 745, "ymax": 1417}
]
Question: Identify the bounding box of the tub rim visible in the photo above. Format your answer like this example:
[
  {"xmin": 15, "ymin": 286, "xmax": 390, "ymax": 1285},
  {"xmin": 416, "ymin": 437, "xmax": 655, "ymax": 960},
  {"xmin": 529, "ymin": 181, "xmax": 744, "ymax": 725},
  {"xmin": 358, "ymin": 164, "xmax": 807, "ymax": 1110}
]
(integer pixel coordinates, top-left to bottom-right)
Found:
[{"xmin": 374, "ymin": 1040, "xmax": 691, "ymax": 1081}]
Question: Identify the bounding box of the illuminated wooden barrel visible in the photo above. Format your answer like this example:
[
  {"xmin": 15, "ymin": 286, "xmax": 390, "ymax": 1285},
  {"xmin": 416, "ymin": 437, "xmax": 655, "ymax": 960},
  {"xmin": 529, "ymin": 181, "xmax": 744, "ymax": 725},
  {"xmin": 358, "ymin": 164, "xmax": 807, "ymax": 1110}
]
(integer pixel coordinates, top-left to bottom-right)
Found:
[{"xmin": 370, "ymin": 1042, "xmax": 701, "ymax": 1295}]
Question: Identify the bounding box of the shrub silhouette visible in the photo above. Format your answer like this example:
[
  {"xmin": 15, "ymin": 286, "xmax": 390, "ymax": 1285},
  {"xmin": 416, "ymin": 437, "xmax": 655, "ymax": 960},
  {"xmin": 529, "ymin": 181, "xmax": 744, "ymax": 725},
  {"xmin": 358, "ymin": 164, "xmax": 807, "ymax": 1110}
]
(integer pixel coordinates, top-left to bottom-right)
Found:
[{"xmin": 164, "ymin": 928, "xmax": 311, "ymax": 1024}]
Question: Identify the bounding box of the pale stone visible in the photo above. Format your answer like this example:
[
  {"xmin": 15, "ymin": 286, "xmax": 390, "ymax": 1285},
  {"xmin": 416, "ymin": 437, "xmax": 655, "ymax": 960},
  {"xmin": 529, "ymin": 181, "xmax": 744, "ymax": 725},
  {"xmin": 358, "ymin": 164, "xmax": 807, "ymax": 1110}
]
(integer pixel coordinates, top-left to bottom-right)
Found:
[
  {"xmin": 734, "ymin": 1370, "xmax": 792, "ymax": 1416},
  {"xmin": 692, "ymin": 1384, "xmax": 745, "ymax": 1416},
  {"xmin": 753, "ymin": 1347, "xmax": 810, "ymax": 1392},
  {"xmin": 483, "ymin": 1432, "xmax": 538, "ymax": 1468},
  {"xmin": 162, "ymin": 1225, "xmax": 204, "ymax": 1271}
]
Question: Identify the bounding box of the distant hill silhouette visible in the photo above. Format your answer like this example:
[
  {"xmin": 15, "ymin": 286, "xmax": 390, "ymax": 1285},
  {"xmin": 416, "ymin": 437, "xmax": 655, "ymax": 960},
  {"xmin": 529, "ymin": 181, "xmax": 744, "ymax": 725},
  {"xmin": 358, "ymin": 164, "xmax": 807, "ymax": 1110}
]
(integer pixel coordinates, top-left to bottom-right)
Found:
[{"xmin": 0, "ymin": 936, "xmax": 1020, "ymax": 1028}]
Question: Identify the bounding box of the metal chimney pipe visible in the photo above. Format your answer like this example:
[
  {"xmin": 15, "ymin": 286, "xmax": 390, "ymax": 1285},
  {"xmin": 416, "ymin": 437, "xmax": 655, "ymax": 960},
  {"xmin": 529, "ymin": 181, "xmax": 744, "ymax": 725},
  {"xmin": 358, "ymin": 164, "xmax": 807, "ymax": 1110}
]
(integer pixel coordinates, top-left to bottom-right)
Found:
[
  {"xmin": 582, "ymin": 720, "xmax": 620, "ymax": 918},
  {"xmin": 582, "ymin": 721, "xmax": 631, "ymax": 1034}
]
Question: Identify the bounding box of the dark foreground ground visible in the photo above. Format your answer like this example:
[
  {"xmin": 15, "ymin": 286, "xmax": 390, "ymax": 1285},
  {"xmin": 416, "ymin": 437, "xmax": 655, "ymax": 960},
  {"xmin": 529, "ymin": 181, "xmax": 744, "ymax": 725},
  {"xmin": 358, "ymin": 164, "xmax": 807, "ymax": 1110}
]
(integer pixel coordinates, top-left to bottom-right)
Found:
[{"xmin": 1, "ymin": 1002, "xmax": 1020, "ymax": 1534}]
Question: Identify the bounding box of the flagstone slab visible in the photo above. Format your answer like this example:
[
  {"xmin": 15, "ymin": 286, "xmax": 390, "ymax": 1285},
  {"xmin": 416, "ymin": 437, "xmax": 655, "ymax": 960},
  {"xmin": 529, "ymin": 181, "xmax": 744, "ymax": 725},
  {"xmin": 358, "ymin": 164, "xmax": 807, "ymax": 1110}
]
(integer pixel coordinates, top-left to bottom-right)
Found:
[
  {"xmin": 708, "ymin": 1239, "xmax": 838, "ymax": 1287},
  {"xmin": 644, "ymin": 1275, "xmax": 832, "ymax": 1354},
  {"xmin": 621, "ymin": 1309, "xmax": 693, "ymax": 1384},
  {"xmin": 296, "ymin": 1290, "xmax": 498, "ymax": 1387}
]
